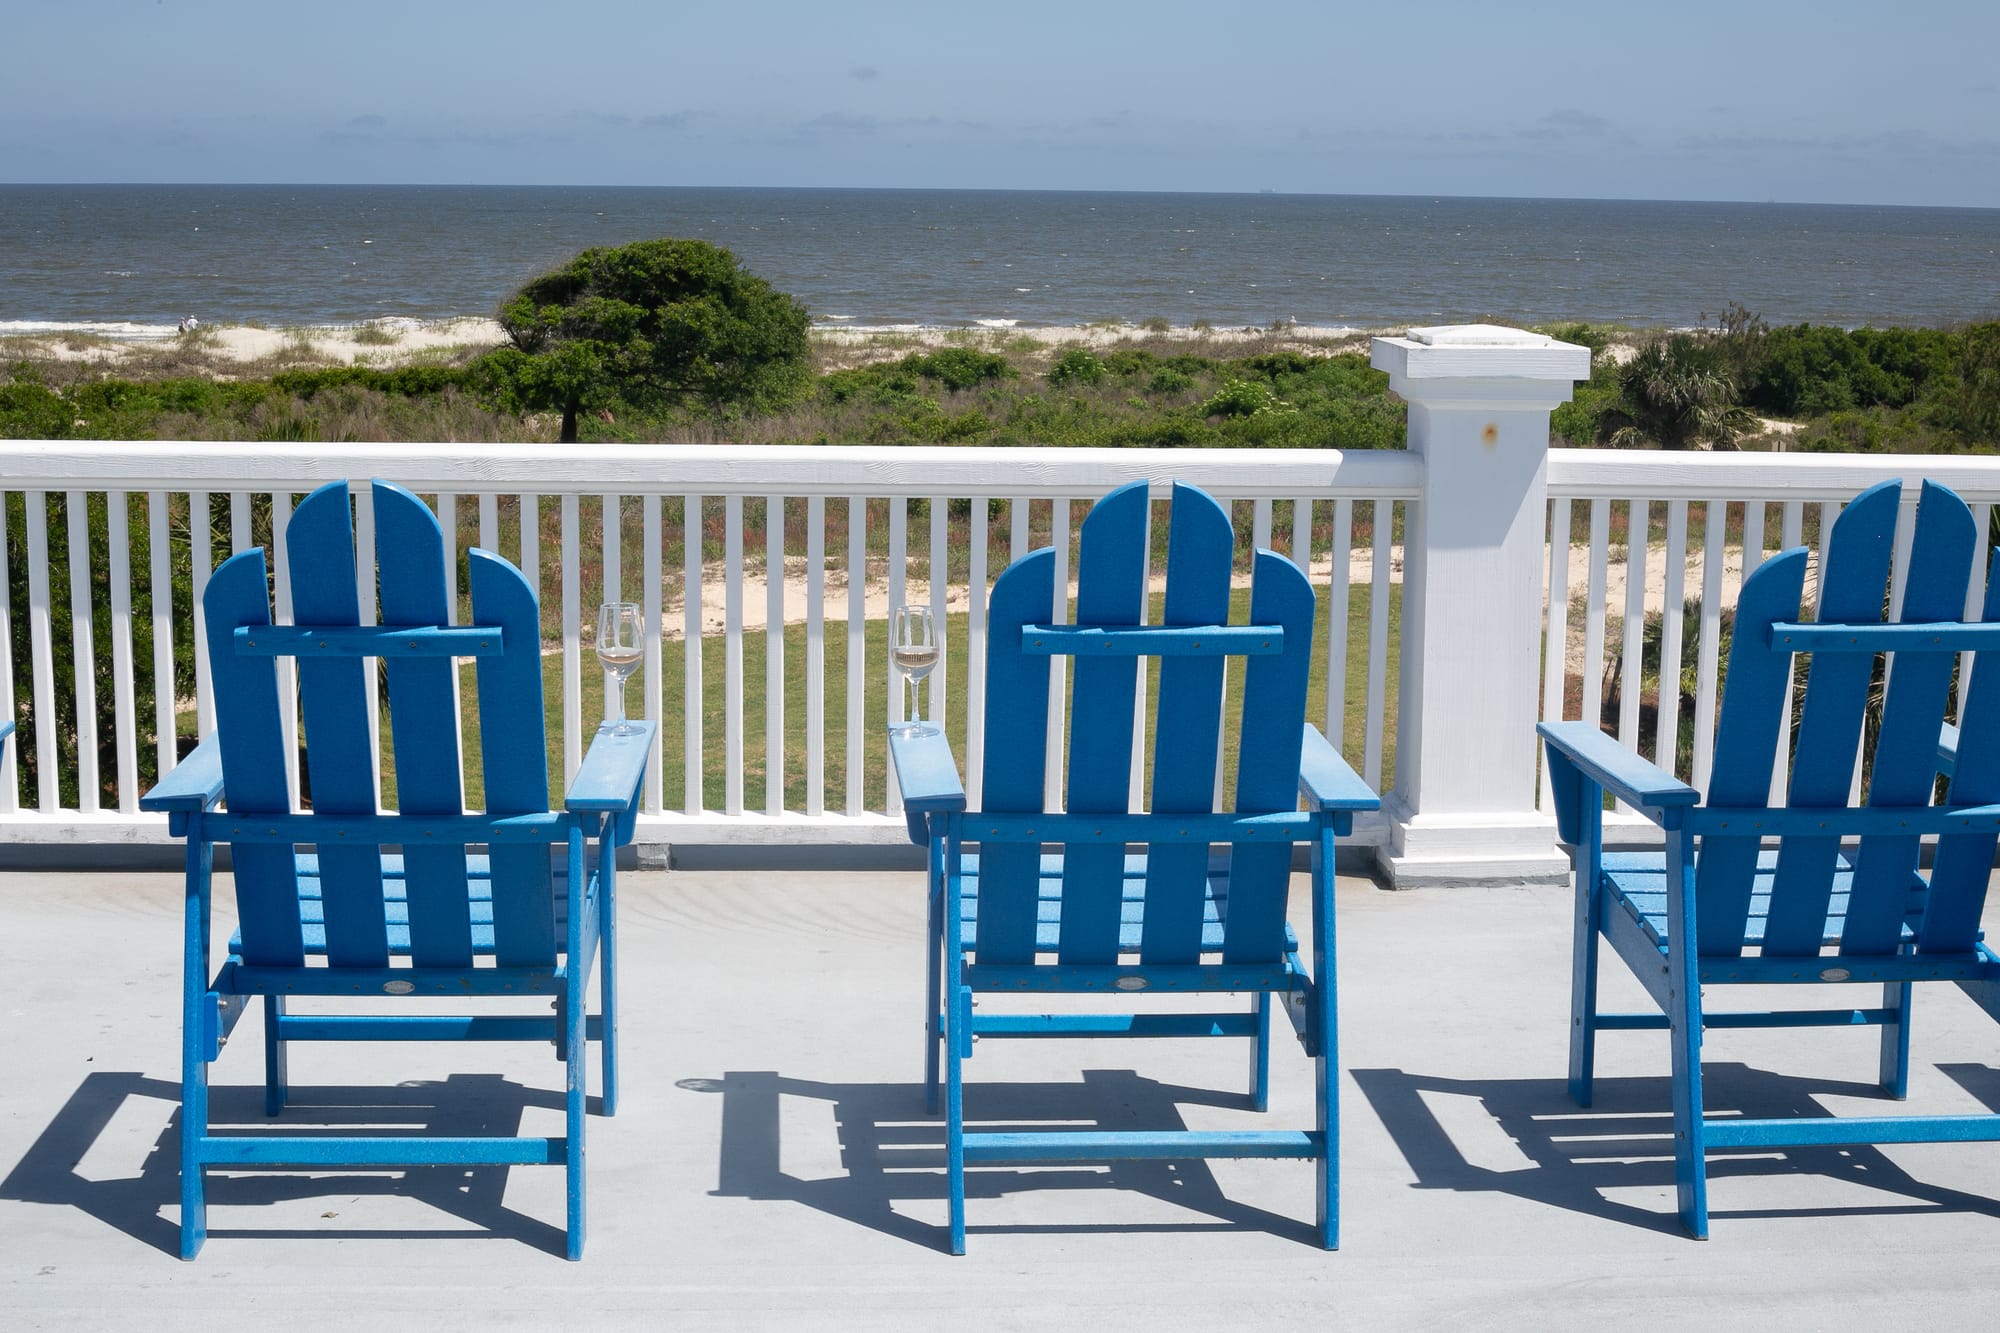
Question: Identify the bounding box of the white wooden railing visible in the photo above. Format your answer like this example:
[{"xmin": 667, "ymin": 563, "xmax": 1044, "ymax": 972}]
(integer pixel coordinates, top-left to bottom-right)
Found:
[
  {"xmin": 0, "ymin": 443, "xmax": 1417, "ymax": 850},
  {"xmin": 1541, "ymin": 451, "xmax": 2000, "ymax": 821},
  {"xmin": 11, "ymin": 335, "xmax": 1999, "ymax": 879}
]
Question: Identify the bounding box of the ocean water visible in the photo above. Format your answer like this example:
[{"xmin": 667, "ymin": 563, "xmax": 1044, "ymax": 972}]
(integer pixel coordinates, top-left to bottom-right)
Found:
[{"xmin": 1, "ymin": 184, "xmax": 1997, "ymax": 336}]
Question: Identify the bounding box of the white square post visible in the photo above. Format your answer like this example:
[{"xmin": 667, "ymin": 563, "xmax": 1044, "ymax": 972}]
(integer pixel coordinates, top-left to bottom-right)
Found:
[{"xmin": 1370, "ymin": 325, "xmax": 1591, "ymax": 886}]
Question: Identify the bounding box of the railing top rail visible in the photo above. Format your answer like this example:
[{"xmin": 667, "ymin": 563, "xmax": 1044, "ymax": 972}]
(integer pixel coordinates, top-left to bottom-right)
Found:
[
  {"xmin": 1548, "ymin": 448, "xmax": 2000, "ymax": 503},
  {"xmin": 0, "ymin": 441, "xmax": 1423, "ymax": 498}
]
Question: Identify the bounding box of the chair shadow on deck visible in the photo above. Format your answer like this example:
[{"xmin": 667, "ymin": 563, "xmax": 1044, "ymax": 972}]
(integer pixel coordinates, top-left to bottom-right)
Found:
[
  {"xmin": 1, "ymin": 1070, "xmax": 598, "ymax": 1257},
  {"xmin": 692, "ymin": 1070, "xmax": 1321, "ymax": 1251},
  {"xmin": 1351, "ymin": 1061, "xmax": 2000, "ymax": 1233}
]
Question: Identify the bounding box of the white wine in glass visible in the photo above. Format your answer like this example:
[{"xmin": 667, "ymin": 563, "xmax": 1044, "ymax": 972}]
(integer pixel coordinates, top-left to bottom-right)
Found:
[
  {"xmin": 596, "ymin": 602, "xmax": 645, "ymax": 736},
  {"xmin": 891, "ymin": 603, "xmax": 940, "ymax": 738}
]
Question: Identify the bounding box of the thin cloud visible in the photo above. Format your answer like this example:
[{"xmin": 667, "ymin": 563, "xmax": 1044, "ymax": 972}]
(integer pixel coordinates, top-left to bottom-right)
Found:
[
  {"xmin": 1538, "ymin": 108, "xmax": 1612, "ymax": 136},
  {"xmin": 849, "ymin": 65, "xmax": 880, "ymax": 81}
]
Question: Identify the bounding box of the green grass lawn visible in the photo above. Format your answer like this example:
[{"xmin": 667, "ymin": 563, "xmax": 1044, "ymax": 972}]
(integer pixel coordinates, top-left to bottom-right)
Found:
[{"xmin": 389, "ymin": 582, "xmax": 1401, "ymax": 813}]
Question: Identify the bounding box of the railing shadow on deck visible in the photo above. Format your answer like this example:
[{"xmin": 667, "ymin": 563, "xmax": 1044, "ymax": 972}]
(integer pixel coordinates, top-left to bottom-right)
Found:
[
  {"xmin": 0, "ymin": 1070, "xmax": 589, "ymax": 1256},
  {"xmin": 1350, "ymin": 1062, "xmax": 2000, "ymax": 1232},
  {"xmin": 689, "ymin": 1068, "xmax": 1320, "ymax": 1251}
]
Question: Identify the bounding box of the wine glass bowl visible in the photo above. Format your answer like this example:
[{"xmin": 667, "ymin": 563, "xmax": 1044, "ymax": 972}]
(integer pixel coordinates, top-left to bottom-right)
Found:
[
  {"xmin": 595, "ymin": 602, "xmax": 645, "ymax": 736},
  {"xmin": 890, "ymin": 604, "xmax": 940, "ymax": 738}
]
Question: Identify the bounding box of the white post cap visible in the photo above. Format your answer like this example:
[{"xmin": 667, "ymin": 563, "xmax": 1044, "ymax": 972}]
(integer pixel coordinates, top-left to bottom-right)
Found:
[{"xmin": 1371, "ymin": 323, "xmax": 1590, "ymax": 385}]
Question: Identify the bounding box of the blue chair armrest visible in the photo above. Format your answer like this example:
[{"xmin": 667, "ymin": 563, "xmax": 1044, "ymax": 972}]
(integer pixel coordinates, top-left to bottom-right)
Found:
[
  {"xmin": 1299, "ymin": 724, "xmax": 1377, "ymax": 813},
  {"xmin": 1539, "ymin": 720, "xmax": 1698, "ymax": 845},
  {"xmin": 141, "ymin": 735, "xmax": 226, "ymax": 813},
  {"xmin": 565, "ymin": 720, "xmax": 656, "ymax": 845},
  {"xmin": 0, "ymin": 718, "xmax": 13, "ymax": 746},
  {"xmin": 889, "ymin": 728, "xmax": 965, "ymax": 844},
  {"xmin": 1940, "ymin": 721, "xmax": 1960, "ymax": 780}
]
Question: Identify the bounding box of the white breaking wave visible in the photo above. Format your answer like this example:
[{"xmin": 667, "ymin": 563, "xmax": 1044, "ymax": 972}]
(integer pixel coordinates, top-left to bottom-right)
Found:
[
  {"xmin": 0, "ymin": 319, "xmax": 180, "ymax": 339},
  {"xmin": 974, "ymin": 318, "xmax": 1018, "ymax": 328}
]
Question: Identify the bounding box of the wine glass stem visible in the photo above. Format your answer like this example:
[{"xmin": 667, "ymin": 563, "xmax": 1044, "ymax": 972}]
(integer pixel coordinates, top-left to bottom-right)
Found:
[
  {"xmin": 609, "ymin": 670, "xmax": 627, "ymax": 731},
  {"xmin": 907, "ymin": 674, "xmax": 920, "ymax": 730}
]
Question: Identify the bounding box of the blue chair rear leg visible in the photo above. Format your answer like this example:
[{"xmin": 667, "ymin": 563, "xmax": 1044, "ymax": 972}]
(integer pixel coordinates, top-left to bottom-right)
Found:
[
  {"xmin": 1250, "ymin": 992, "xmax": 1273, "ymax": 1112},
  {"xmin": 262, "ymin": 994, "xmax": 289, "ymax": 1115},
  {"xmin": 599, "ymin": 850, "xmax": 621, "ymax": 1115},
  {"xmin": 1878, "ymin": 978, "xmax": 1913, "ymax": 1098}
]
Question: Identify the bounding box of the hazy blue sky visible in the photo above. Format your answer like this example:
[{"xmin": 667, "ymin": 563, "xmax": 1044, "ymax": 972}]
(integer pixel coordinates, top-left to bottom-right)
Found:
[{"xmin": 5, "ymin": 0, "xmax": 1997, "ymax": 206}]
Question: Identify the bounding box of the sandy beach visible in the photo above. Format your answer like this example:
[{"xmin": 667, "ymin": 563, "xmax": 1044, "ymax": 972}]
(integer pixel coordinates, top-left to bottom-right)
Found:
[{"xmin": 0, "ymin": 316, "xmax": 1403, "ymax": 376}]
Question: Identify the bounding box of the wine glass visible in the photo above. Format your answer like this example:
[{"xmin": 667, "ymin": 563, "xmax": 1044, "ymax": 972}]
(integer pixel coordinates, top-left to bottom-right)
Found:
[
  {"xmin": 595, "ymin": 602, "xmax": 645, "ymax": 736},
  {"xmin": 890, "ymin": 603, "xmax": 940, "ymax": 738}
]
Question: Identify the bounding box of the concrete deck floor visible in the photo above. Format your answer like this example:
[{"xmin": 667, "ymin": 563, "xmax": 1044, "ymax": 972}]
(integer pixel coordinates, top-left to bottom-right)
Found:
[{"xmin": 6, "ymin": 866, "xmax": 2000, "ymax": 1330}]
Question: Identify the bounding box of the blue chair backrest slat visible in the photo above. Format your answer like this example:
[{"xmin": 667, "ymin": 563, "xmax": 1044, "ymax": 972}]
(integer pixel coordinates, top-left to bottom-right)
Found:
[
  {"xmin": 1921, "ymin": 546, "xmax": 2000, "ymax": 953},
  {"xmin": 287, "ymin": 482, "xmax": 390, "ymax": 968},
  {"xmin": 203, "ymin": 548, "xmax": 305, "ymax": 967},
  {"xmin": 972, "ymin": 546, "xmax": 1057, "ymax": 964},
  {"xmin": 1844, "ymin": 480, "xmax": 1976, "ymax": 954},
  {"xmin": 1223, "ymin": 550, "xmax": 1317, "ymax": 964},
  {"xmin": 1059, "ymin": 481, "xmax": 1150, "ymax": 965},
  {"xmin": 1139, "ymin": 483, "xmax": 1234, "ymax": 965},
  {"xmin": 1694, "ymin": 547, "xmax": 1808, "ymax": 956},
  {"xmin": 1760, "ymin": 480, "xmax": 1900, "ymax": 956},
  {"xmin": 469, "ymin": 547, "xmax": 559, "ymax": 967},
  {"xmin": 373, "ymin": 482, "xmax": 475, "ymax": 969}
]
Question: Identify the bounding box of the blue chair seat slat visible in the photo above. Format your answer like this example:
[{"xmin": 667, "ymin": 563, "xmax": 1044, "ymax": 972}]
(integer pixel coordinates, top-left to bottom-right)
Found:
[
  {"xmin": 952, "ymin": 853, "xmax": 1298, "ymax": 956},
  {"xmin": 240, "ymin": 857, "xmax": 576, "ymax": 959},
  {"xmin": 1601, "ymin": 849, "xmax": 1928, "ymax": 951},
  {"xmin": 297, "ymin": 852, "xmax": 500, "ymax": 880}
]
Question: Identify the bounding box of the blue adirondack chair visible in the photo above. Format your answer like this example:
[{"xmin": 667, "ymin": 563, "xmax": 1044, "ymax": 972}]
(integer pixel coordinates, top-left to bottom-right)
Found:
[
  {"xmin": 140, "ymin": 479, "xmax": 650, "ymax": 1260},
  {"xmin": 1542, "ymin": 477, "xmax": 2000, "ymax": 1238},
  {"xmin": 890, "ymin": 480, "xmax": 1379, "ymax": 1253}
]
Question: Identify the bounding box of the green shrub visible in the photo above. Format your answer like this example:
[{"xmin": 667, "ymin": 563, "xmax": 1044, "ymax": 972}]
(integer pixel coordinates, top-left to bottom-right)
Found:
[
  {"xmin": 0, "ymin": 379, "xmax": 69, "ymax": 436},
  {"xmin": 1744, "ymin": 324, "xmax": 1956, "ymax": 417},
  {"xmin": 901, "ymin": 347, "xmax": 1013, "ymax": 391},
  {"xmin": 1201, "ymin": 379, "xmax": 1289, "ymax": 419},
  {"xmin": 1047, "ymin": 347, "xmax": 1106, "ymax": 387}
]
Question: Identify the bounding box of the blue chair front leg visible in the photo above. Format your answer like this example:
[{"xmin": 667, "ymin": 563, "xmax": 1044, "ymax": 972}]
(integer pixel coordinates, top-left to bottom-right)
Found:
[
  {"xmin": 1566, "ymin": 779, "xmax": 1607, "ymax": 1108},
  {"xmin": 563, "ymin": 826, "xmax": 590, "ymax": 1260},
  {"xmin": 179, "ymin": 834, "xmax": 215, "ymax": 1260},
  {"xmin": 946, "ymin": 978, "xmax": 970, "ymax": 1255},
  {"xmin": 1662, "ymin": 830, "xmax": 1709, "ymax": 1239},
  {"xmin": 1312, "ymin": 818, "xmax": 1339, "ymax": 1250}
]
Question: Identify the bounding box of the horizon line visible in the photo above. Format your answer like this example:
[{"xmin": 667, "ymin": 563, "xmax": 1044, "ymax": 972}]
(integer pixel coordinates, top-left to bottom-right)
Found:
[{"xmin": 2, "ymin": 181, "xmax": 1994, "ymax": 213}]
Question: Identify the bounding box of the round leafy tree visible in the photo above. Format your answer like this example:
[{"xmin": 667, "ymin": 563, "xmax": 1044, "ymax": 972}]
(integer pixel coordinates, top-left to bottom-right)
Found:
[{"xmin": 479, "ymin": 238, "xmax": 810, "ymax": 441}]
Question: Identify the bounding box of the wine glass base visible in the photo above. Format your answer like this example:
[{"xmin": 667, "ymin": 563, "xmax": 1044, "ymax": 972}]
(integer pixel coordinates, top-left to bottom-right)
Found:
[{"xmin": 891, "ymin": 723, "xmax": 940, "ymax": 738}]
